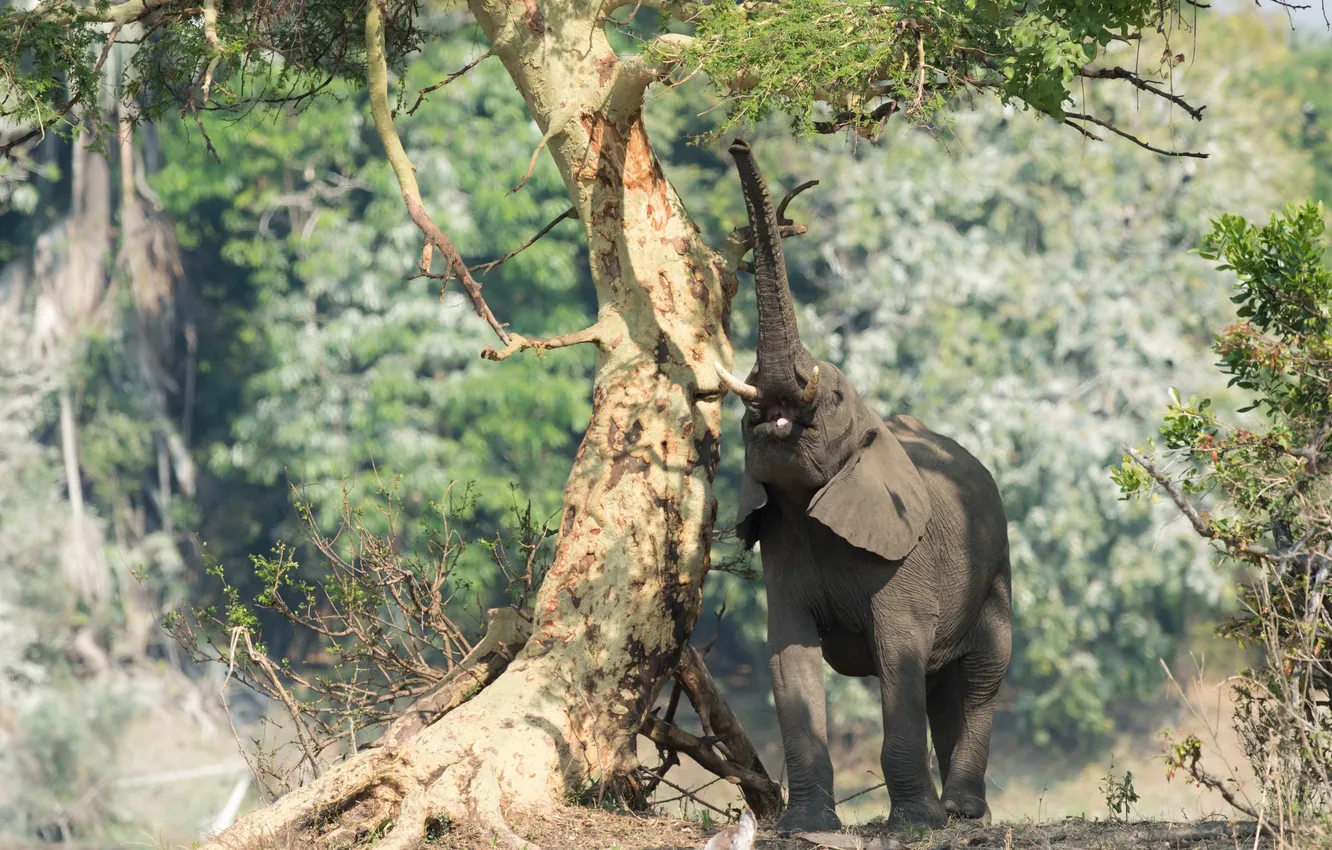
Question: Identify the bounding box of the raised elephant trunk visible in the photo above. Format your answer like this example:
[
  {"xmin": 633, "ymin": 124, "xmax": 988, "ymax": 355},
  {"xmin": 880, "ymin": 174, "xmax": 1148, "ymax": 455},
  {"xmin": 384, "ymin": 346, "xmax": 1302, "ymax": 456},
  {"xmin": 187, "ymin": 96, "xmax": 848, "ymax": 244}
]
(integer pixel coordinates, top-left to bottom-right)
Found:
[{"xmin": 728, "ymin": 138, "xmax": 817, "ymax": 401}]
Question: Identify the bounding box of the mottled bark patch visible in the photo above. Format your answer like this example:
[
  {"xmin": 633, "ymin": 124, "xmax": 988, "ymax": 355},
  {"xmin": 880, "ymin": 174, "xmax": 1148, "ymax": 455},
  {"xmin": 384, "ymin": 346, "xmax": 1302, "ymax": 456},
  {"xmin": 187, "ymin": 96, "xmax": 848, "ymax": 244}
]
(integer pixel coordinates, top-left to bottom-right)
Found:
[{"xmin": 596, "ymin": 53, "xmax": 618, "ymax": 85}]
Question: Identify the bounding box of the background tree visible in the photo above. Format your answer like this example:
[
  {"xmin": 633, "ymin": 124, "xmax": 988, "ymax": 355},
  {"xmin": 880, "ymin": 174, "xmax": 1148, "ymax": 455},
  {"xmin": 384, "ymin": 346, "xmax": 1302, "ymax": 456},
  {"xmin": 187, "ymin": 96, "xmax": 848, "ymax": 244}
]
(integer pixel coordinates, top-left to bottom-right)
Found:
[{"xmin": 1, "ymin": 0, "xmax": 1328, "ymax": 845}]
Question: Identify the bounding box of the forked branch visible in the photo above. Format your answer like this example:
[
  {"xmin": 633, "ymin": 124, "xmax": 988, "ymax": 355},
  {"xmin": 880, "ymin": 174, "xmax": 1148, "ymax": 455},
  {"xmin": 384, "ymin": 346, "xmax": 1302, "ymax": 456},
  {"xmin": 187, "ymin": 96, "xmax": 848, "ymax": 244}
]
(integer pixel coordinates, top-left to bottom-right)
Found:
[
  {"xmin": 724, "ymin": 178, "xmax": 820, "ymax": 273},
  {"xmin": 364, "ymin": 0, "xmax": 509, "ymax": 345}
]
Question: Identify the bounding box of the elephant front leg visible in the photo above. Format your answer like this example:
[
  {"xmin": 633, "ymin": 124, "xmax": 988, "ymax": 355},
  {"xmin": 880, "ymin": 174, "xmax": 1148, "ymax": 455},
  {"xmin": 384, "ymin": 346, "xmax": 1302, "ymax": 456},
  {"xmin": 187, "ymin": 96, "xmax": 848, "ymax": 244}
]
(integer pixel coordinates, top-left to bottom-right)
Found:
[
  {"xmin": 875, "ymin": 639, "xmax": 947, "ymax": 830},
  {"xmin": 768, "ymin": 613, "xmax": 841, "ymax": 837}
]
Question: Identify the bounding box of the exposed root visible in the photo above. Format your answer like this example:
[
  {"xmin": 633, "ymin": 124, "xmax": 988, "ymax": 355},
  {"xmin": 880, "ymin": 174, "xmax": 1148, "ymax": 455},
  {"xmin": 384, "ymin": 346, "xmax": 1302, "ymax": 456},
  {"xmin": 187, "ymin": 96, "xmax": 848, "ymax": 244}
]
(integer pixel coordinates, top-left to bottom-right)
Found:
[
  {"xmin": 461, "ymin": 766, "xmax": 546, "ymax": 850},
  {"xmin": 368, "ymin": 788, "xmax": 428, "ymax": 850}
]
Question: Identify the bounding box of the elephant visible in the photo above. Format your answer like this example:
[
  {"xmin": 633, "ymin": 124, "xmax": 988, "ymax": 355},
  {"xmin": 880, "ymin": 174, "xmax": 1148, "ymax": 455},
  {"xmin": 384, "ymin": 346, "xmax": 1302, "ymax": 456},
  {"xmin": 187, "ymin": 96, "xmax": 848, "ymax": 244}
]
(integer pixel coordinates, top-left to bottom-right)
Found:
[{"xmin": 714, "ymin": 138, "xmax": 1012, "ymax": 836}]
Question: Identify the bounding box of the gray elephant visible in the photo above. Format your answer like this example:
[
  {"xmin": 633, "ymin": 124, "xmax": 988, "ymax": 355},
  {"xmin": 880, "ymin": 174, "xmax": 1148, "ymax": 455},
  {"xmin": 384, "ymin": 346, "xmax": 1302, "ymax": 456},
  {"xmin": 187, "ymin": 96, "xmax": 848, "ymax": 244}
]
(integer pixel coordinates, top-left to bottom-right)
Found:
[{"xmin": 715, "ymin": 138, "xmax": 1012, "ymax": 835}]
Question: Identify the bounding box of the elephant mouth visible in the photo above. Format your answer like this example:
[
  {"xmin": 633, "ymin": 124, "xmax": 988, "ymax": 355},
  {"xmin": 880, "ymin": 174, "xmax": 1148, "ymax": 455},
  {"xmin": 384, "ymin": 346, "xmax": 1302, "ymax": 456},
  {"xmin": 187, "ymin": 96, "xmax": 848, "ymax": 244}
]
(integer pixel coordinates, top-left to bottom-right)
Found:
[{"xmin": 752, "ymin": 398, "xmax": 810, "ymax": 441}]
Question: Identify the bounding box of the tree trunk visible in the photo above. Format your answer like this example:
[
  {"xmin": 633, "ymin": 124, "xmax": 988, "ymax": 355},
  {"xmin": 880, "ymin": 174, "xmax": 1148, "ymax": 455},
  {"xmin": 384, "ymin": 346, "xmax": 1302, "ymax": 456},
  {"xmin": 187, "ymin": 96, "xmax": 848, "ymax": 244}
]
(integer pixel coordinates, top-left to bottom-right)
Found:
[{"xmin": 205, "ymin": 3, "xmax": 738, "ymax": 848}]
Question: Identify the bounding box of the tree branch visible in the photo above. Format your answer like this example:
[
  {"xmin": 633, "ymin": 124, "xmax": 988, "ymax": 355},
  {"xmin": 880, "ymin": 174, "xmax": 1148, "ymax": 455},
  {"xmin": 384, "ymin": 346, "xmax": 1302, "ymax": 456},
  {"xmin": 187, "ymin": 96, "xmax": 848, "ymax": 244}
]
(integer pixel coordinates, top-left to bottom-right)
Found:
[
  {"xmin": 1066, "ymin": 112, "xmax": 1208, "ymax": 159},
  {"xmin": 723, "ymin": 178, "xmax": 819, "ymax": 272},
  {"xmin": 480, "ymin": 320, "xmax": 612, "ymax": 362},
  {"xmin": 200, "ymin": 0, "xmax": 222, "ymax": 103},
  {"xmin": 605, "ymin": 0, "xmax": 700, "ymax": 22},
  {"xmin": 364, "ymin": 0, "xmax": 509, "ymax": 345},
  {"xmin": 407, "ymin": 50, "xmax": 493, "ymax": 116},
  {"xmin": 1078, "ymin": 66, "xmax": 1206, "ymax": 122},
  {"xmin": 375, "ymin": 607, "xmax": 532, "ymax": 749},
  {"xmin": 1123, "ymin": 445, "xmax": 1274, "ymax": 558},
  {"xmin": 470, "ymin": 207, "xmax": 578, "ymax": 274}
]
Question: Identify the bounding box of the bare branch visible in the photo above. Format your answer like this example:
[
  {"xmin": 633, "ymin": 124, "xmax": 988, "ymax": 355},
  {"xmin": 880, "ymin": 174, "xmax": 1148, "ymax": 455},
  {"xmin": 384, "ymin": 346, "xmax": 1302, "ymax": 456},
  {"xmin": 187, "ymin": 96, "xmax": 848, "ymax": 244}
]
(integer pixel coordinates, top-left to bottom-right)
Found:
[
  {"xmin": 470, "ymin": 207, "xmax": 578, "ymax": 274},
  {"xmin": 364, "ymin": 0, "xmax": 509, "ymax": 345},
  {"xmin": 1066, "ymin": 112, "xmax": 1208, "ymax": 159},
  {"xmin": 240, "ymin": 629, "xmax": 322, "ymax": 779},
  {"xmin": 1078, "ymin": 66, "xmax": 1206, "ymax": 121},
  {"xmin": 674, "ymin": 645, "xmax": 782, "ymax": 818},
  {"xmin": 776, "ymin": 179, "xmax": 819, "ymax": 224},
  {"xmin": 407, "ymin": 51, "xmax": 493, "ymax": 116},
  {"xmin": 1062, "ymin": 118, "xmax": 1104, "ymax": 142},
  {"xmin": 640, "ymin": 714, "xmax": 775, "ymax": 797},
  {"xmin": 480, "ymin": 320, "xmax": 612, "ymax": 362}
]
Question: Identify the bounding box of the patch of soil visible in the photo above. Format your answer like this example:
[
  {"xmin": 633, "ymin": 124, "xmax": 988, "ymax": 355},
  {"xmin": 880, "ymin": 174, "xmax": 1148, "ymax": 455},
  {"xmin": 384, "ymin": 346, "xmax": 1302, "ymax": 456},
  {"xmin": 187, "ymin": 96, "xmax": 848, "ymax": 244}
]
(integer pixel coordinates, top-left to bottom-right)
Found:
[{"xmin": 432, "ymin": 806, "xmax": 1284, "ymax": 850}]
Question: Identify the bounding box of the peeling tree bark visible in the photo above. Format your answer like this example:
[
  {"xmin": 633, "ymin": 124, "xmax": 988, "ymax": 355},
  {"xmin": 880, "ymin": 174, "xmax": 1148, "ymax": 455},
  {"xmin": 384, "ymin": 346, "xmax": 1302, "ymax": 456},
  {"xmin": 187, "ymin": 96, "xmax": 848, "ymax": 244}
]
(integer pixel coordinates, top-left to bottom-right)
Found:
[{"xmin": 205, "ymin": 2, "xmax": 740, "ymax": 848}]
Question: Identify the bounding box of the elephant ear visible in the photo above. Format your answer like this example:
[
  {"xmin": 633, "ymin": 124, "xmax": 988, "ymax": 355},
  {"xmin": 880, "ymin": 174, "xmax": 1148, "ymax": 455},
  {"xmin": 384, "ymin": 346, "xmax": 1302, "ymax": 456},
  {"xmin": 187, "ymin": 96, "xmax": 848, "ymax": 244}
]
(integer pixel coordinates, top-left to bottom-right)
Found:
[
  {"xmin": 807, "ymin": 425, "xmax": 932, "ymax": 561},
  {"xmin": 734, "ymin": 471, "xmax": 769, "ymax": 550}
]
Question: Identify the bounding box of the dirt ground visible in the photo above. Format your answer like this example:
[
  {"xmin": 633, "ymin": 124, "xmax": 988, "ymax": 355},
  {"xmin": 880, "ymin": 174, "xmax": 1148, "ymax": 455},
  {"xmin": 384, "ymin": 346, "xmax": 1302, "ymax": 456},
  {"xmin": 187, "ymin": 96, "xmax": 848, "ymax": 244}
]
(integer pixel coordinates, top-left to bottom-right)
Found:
[{"xmin": 475, "ymin": 806, "xmax": 1286, "ymax": 850}]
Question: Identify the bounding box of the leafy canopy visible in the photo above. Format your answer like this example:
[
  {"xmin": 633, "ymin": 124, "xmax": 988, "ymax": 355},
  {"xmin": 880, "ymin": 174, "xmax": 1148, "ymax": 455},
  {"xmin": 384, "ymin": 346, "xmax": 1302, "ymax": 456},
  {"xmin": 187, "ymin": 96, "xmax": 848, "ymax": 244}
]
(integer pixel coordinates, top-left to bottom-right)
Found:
[{"xmin": 0, "ymin": 0, "xmax": 1273, "ymax": 157}]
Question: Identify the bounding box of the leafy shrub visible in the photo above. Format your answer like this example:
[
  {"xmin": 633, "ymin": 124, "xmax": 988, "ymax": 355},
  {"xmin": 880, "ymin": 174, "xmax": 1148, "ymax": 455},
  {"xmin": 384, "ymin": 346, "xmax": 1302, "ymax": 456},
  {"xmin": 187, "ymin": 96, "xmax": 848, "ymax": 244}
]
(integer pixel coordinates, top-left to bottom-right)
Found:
[{"xmin": 1118, "ymin": 201, "xmax": 1332, "ymax": 827}]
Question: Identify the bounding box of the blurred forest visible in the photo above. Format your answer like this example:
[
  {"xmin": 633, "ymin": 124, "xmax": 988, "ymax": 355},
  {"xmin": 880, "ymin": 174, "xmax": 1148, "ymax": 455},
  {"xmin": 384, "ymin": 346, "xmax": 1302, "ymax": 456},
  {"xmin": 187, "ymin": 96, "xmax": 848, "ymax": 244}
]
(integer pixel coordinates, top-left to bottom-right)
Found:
[{"xmin": 1, "ymin": 5, "xmax": 1330, "ymax": 845}]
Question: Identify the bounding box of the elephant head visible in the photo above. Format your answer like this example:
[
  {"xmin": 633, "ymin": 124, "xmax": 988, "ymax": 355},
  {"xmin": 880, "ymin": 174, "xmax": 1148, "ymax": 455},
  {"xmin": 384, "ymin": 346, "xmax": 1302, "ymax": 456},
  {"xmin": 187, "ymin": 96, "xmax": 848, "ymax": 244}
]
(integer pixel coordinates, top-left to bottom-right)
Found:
[{"xmin": 720, "ymin": 138, "xmax": 931, "ymax": 561}]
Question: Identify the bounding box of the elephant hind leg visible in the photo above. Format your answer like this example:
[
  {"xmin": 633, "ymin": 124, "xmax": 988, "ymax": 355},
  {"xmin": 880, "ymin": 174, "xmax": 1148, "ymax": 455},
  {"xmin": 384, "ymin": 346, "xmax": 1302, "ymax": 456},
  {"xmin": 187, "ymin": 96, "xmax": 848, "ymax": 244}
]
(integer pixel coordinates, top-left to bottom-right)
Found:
[
  {"xmin": 941, "ymin": 575, "xmax": 1012, "ymax": 822},
  {"xmin": 926, "ymin": 661, "xmax": 964, "ymax": 789}
]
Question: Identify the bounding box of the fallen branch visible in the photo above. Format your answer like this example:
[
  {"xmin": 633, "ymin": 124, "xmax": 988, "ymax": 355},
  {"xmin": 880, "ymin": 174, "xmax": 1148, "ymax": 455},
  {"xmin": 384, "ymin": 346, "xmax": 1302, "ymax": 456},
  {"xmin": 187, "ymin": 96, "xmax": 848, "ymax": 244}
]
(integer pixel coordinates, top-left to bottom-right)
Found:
[
  {"xmin": 364, "ymin": 0, "xmax": 509, "ymax": 345},
  {"xmin": 470, "ymin": 207, "xmax": 578, "ymax": 275},
  {"xmin": 640, "ymin": 714, "xmax": 782, "ymax": 812},
  {"xmin": 1065, "ymin": 112, "xmax": 1208, "ymax": 159},
  {"xmin": 674, "ymin": 644, "xmax": 782, "ymax": 818},
  {"xmin": 480, "ymin": 321, "xmax": 611, "ymax": 362}
]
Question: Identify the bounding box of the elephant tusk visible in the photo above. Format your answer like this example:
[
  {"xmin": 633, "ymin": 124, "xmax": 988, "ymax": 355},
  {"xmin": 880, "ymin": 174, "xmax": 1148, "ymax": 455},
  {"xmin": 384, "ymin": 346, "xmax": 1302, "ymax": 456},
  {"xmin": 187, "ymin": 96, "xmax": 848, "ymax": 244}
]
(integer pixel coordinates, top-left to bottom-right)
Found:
[
  {"xmin": 714, "ymin": 361, "xmax": 761, "ymax": 401},
  {"xmin": 801, "ymin": 365, "xmax": 819, "ymax": 403}
]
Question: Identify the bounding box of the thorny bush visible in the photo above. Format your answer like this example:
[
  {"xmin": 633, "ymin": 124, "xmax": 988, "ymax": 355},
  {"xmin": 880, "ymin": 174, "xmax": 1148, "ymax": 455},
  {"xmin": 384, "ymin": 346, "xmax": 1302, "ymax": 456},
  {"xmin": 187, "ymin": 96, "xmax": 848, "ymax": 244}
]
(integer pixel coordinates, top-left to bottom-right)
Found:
[{"xmin": 1115, "ymin": 202, "xmax": 1332, "ymax": 830}]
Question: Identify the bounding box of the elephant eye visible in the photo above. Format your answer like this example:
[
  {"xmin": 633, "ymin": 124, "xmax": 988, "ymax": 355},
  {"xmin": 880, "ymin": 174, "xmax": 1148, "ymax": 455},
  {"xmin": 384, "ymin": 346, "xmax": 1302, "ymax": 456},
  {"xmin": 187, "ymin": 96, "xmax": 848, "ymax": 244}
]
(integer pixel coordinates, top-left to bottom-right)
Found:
[{"xmin": 833, "ymin": 389, "xmax": 844, "ymax": 403}]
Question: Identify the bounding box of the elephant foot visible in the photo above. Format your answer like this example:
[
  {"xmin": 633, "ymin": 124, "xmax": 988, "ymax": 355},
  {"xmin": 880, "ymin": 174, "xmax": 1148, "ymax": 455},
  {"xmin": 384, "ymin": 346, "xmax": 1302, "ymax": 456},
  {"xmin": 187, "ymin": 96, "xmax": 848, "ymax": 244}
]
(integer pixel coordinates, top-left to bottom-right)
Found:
[
  {"xmin": 776, "ymin": 803, "xmax": 842, "ymax": 838},
  {"xmin": 886, "ymin": 796, "xmax": 947, "ymax": 831},
  {"xmin": 943, "ymin": 779, "xmax": 990, "ymax": 822},
  {"xmin": 943, "ymin": 795, "xmax": 991, "ymax": 823}
]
